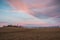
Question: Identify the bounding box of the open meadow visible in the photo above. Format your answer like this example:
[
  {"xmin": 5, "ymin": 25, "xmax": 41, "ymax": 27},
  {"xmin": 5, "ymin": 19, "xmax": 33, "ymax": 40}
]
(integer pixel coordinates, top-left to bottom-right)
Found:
[{"xmin": 0, "ymin": 27, "xmax": 60, "ymax": 40}]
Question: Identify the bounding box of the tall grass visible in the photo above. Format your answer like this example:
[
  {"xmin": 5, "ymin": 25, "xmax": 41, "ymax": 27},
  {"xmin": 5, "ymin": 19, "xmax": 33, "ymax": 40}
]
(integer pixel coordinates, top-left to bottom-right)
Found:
[{"xmin": 0, "ymin": 27, "xmax": 60, "ymax": 40}]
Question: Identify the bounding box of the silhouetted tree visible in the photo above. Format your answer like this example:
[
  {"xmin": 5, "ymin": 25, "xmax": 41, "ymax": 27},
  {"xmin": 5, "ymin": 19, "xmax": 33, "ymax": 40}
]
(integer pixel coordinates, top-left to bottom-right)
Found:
[
  {"xmin": 3, "ymin": 25, "xmax": 7, "ymax": 28},
  {"xmin": 7, "ymin": 25, "xmax": 13, "ymax": 27},
  {"xmin": 3, "ymin": 25, "xmax": 23, "ymax": 28}
]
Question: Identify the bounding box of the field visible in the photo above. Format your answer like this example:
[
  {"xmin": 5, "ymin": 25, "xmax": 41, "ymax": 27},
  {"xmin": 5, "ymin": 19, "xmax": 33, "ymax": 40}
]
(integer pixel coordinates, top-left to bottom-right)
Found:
[{"xmin": 0, "ymin": 27, "xmax": 60, "ymax": 40}]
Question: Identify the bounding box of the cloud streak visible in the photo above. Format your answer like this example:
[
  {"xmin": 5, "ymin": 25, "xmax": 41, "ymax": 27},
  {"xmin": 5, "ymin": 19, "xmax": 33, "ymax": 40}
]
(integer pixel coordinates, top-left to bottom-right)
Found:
[{"xmin": 0, "ymin": 0, "xmax": 60, "ymax": 26}]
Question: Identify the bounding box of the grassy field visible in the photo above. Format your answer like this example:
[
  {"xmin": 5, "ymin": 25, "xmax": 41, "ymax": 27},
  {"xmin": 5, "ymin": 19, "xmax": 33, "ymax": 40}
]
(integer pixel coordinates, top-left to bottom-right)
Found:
[{"xmin": 0, "ymin": 27, "xmax": 60, "ymax": 40}]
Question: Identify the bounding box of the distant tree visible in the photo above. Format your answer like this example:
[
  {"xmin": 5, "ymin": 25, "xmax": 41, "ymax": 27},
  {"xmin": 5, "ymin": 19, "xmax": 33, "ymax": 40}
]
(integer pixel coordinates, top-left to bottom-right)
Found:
[
  {"xmin": 18, "ymin": 25, "xmax": 22, "ymax": 28},
  {"xmin": 3, "ymin": 25, "xmax": 23, "ymax": 28},
  {"xmin": 13, "ymin": 25, "xmax": 17, "ymax": 27},
  {"xmin": 7, "ymin": 25, "xmax": 13, "ymax": 27},
  {"xmin": 3, "ymin": 25, "xmax": 7, "ymax": 28},
  {"xmin": 56, "ymin": 26, "xmax": 60, "ymax": 28}
]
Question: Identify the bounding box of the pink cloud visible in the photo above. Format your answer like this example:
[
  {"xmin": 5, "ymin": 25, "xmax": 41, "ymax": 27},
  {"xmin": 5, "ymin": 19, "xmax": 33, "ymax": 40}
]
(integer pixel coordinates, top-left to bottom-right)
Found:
[
  {"xmin": 7, "ymin": 0, "xmax": 60, "ymax": 26},
  {"xmin": 8, "ymin": 0, "xmax": 30, "ymax": 13}
]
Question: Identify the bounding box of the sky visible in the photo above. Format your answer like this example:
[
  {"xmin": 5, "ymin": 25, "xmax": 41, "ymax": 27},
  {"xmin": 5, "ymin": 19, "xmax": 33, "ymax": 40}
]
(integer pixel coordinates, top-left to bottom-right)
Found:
[{"xmin": 0, "ymin": 0, "xmax": 60, "ymax": 27}]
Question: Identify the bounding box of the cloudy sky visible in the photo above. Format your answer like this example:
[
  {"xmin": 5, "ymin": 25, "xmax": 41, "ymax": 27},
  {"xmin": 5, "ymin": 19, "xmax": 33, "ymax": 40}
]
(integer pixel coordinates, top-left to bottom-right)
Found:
[{"xmin": 0, "ymin": 0, "xmax": 60, "ymax": 27}]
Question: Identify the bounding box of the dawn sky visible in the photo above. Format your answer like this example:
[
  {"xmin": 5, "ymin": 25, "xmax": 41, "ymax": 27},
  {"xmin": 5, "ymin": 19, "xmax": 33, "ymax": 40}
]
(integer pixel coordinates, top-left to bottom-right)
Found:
[{"xmin": 0, "ymin": 0, "xmax": 60, "ymax": 27}]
